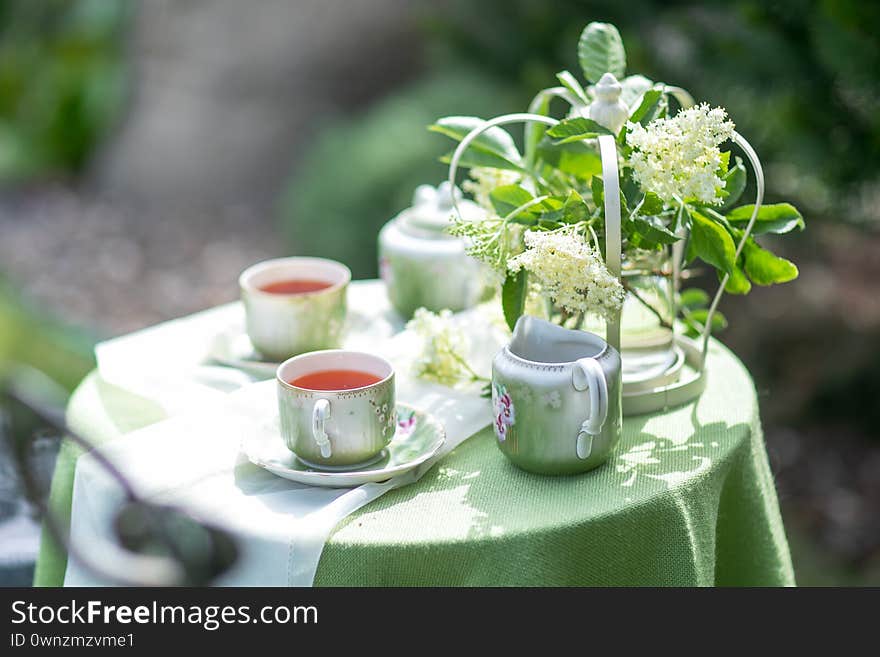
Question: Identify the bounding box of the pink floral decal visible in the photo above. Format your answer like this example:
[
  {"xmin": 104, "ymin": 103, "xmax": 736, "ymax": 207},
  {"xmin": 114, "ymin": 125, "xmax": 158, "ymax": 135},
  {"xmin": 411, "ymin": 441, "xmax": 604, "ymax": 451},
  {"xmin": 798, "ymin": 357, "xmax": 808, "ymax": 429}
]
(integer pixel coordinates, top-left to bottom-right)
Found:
[
  {"xmin": 492, "ymin": 382, "xmax": 515, "ymax": 442},
  {"xmin": 397, "ymin": 409, "xmax": 417, "ymax": 438}
]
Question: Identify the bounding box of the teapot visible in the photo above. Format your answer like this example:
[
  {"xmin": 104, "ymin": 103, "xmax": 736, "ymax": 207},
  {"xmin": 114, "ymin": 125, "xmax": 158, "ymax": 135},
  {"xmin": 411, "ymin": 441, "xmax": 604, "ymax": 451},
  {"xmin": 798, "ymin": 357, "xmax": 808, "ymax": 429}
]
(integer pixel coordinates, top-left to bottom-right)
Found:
[
  {"xmin": 491, "ymin": 316, "xmax": 622, "ymax": 475},
  {"xmin": 378, "ymin": 182, "xmax": 493, "ymax": 319}
]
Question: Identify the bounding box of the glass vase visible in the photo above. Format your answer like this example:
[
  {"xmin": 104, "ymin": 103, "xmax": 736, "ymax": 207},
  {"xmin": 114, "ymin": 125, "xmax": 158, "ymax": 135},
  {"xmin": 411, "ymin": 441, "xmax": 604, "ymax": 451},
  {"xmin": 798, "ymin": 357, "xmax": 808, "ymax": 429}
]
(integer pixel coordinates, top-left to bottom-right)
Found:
[
  {"xmin": 619, "ymin": 248, "xmax": 676, "ymax": 379},
  {"xmin": 584, "ymin": 248, "xmax": 677, "ymax": 382}
]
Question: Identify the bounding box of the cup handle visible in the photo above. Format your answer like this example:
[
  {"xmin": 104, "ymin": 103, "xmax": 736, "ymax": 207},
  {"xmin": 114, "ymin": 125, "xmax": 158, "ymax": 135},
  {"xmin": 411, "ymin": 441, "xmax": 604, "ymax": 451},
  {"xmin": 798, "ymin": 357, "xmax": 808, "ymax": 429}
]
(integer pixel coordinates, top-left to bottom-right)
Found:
[
  {"xmin": 312, "ymin": 399, "xmax": 332, "ymax": 458},
  {"xmin": 572, "ymin": 358, "xmax": 608, "ymax": 460}
]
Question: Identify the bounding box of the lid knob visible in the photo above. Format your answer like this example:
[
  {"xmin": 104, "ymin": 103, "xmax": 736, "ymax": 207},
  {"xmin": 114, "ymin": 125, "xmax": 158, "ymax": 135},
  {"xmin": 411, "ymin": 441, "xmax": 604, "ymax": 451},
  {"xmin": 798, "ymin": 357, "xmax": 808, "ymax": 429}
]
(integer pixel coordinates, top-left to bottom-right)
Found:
[
  {"xmin": 402, "ymin": 182, "xmax": 474, "ymax": 236},
  {"xmin": 412, "ymin": 181, "xmax": 462, "ymax": 212},
  {"xmin": 586, "ymin": 72, "xmax": 629, "ymax": 135}
]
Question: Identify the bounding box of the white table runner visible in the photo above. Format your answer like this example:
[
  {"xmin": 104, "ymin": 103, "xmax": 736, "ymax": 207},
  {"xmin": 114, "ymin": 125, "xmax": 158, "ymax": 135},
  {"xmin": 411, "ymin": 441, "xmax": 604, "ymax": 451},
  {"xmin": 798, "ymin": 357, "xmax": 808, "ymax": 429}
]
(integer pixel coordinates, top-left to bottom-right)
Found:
[{"xmin": 65, "ymin": 281, "xmax": 504, "ymax": 586}]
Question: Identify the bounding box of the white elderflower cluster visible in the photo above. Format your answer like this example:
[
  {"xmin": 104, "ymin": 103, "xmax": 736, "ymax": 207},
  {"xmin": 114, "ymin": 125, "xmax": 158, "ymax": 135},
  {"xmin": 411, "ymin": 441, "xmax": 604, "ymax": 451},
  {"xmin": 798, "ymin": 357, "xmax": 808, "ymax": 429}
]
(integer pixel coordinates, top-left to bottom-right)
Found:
[
  {"xmin": 406, "ymin": 308, "xmax": 475, "ymax": 386},
  {"xmin": 507, "ymin": 229, "xmax": 625, "ymax": 320},
  {"xmin": 449, "ymin": 214, "xmax": 526, "ymax": 276},
  {"xmin": 626, "ymin": 103, "xmax": 735, "ymax": 205},
  {"xmin": 461, "ymin": 167, "xmax": 521, "ymax": 211}
]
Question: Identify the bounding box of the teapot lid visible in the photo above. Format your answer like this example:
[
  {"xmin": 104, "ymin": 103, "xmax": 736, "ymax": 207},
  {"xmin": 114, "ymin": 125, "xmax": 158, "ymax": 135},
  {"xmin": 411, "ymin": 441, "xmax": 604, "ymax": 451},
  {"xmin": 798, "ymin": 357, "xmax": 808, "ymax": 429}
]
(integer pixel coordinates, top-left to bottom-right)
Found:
[{"xmin": 399, "ymin": 182, "xmax": 483, "ymax": 238}]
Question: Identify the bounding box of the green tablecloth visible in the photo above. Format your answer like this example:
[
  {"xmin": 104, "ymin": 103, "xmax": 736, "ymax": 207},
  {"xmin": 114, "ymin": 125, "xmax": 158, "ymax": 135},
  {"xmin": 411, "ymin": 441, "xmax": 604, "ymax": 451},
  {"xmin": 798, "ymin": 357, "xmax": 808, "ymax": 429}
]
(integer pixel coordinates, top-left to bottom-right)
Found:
[{"xmin": 36, "ymin": 340, "xmax": 794, "ymax": 587}]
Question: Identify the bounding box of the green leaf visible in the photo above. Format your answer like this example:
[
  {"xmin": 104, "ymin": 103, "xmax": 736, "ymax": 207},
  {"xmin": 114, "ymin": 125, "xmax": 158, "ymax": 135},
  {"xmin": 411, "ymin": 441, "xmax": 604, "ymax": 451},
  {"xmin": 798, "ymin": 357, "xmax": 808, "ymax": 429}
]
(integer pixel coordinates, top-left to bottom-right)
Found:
[
  {"xmin": 578, "ymin": 22, "xmax": 626, "ymax": 83},
  {"xmin": 684, "ymin": 308, "xmax": 728, "ymax": 338},
  {"xmin": 620, "ymin": 169, "xmax": 643, "ymax": 208},
  {"xmin": 639, "ymin": 191, "xmax": 665, "ymax": 216},
  {"xmin": 440, "ymin": 149, "xmax": 524, "ymax": 173},
  {"xmin": 742, "ymin": 239, "xmax": 799, "ymax": 285},
  {"xmin": 529, "ymin": 195, "xmax": 570, "ymax": 226},
  {"xmin": 689, "ymin": 210, "xmax": 736, "ymax": 274},
  {"xmin": 590, "ymin": 176, "xmax": 604, "ymax": 207},
  {"xmin": 723, "ymin": 264, "xmax": 752, "ymax": 295},
  {"xmin": 536, "ymin": 137, "xmax": 602, "ymax": 179},
  {"xmin": 501, "ymin": 269, "xmax": 527, "ymax": 331},
  {"xmin": 642, "ymin": 94, "xmax": 668, "ymax": 125},
  {"xmin": 625, "ymin": 214, "xmax": 680, "ymax": 250},
  {"xmin": 490, "ymin": 185, "xmax": 535, "ymax": 218},
  {"xmin": 430, "ymin": 116, "xmax": 523, "ymax": 168},
  {"xmin": 629, "ymin": 88, "xmax": 663, "ymax": 123},
  {"xmin": 690, "ymin": 309, "xmax": 728, "ymax": 332},
  {"xmin": 556, "ymin": 70, "xmax": 590, "ymax": 105},
  {"xmin": 539, "ymin": 197, "xmax": 564, "ymax": 211},
  {"xmin": 725, "ymin": 203, "xmax": 804, "ymax": 234},
  {"xmin": 619, "ymin": 75, "xmax": 653, "ymax": 108},
  {"xmin": 561, "ymin": 190, "xmax": 590, "ymax": 224},
  {"xmin": 546, "ymin": 117, "xmax": 613, "ymax": 144},
  {"xmin": 719, "ymin": 156, "xmax": 747, "ymax": 211},
  {"xmin": 680, "ymin": 288, "xmax": 710, "ymax": 309}
]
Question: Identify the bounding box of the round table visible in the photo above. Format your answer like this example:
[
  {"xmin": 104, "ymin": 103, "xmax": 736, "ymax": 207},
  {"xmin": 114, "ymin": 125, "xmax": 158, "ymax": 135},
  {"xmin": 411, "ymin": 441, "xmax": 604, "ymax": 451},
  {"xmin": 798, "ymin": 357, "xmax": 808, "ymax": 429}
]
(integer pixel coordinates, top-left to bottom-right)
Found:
[{"xmin": 36, "ymin": 338, "xmax": 794, "ymax": 586}]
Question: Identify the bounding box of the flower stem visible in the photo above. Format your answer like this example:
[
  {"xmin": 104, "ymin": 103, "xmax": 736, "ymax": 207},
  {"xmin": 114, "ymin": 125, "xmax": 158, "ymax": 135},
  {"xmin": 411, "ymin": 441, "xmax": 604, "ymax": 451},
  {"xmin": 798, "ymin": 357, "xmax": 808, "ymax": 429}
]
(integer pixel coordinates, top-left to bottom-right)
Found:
[{"xmin": 622, "ymin": 281, "xmax": 673, "ymax": 330}]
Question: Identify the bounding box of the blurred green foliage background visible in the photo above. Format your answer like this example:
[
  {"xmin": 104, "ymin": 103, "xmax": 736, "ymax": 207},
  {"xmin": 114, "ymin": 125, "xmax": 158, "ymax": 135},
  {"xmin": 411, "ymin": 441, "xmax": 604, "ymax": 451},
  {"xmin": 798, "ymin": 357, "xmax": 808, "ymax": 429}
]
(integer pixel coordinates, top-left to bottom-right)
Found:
[
  {"xmin": 0, "ymin": 0, "xmax": 124, "ymax": 494},
  {"xmin": 282, "ymin": 0, "xmax": 880, "ymax": 276},
  {"xmin": 0, "ymin": 0, "xmax": 126, "ymax": 389},
  {"xmin": 281, "ymin": 71, "xmax": 519, "ymax": 278},
  {"xmin": 0, "ymin": 0, "xmax": 129, "ymax": 181},
  {"xmin": 0, "ymin": 278, "xmax": 94, "ymax": 391}
]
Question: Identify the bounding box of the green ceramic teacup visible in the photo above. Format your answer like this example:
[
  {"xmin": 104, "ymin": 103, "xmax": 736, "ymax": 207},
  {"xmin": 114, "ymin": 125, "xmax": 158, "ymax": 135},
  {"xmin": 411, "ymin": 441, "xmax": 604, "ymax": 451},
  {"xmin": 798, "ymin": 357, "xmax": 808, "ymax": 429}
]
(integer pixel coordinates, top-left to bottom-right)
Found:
[
  {"xmin": 276, "ymin": 350, "xmax": 396, "ymax": 469},
  {"xmin": 240, "ymin": 257, "xmax": 350, "ymax": 361}
]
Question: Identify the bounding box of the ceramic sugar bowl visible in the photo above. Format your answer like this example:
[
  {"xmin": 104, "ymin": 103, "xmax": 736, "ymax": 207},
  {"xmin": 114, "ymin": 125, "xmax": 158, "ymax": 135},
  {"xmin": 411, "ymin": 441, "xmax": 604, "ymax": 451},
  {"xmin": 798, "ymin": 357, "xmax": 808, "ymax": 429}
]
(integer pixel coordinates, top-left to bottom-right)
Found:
[
  {"xmin": 491, "ymin": 316, "xmax": 622, "ymax": 475},
  {"xmin": 378, "ymin": 182, "xmax": 493, "ymax": 319}
]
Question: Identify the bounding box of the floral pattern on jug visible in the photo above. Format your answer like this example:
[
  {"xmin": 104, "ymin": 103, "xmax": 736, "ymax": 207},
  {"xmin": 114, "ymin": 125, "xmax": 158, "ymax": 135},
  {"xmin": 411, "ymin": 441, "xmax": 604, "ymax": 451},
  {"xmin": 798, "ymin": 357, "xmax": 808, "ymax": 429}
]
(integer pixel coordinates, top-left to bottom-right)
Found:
[{"xmin": 492, "ymin": 381, "xmax": 516, "ymax": 442}]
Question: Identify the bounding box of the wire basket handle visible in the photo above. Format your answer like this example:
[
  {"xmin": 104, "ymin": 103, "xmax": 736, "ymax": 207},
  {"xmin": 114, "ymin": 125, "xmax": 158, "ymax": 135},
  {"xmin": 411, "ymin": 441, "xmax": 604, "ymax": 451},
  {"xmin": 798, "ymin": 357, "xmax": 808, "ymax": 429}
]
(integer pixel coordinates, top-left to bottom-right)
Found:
[
  {"xmin": 446, "ymin": 113, "xmax": 766, "ymax": 375},
  {"xmin": 446, "ymin": 112, "xmax": 559, "ymax": 221},
  {"xmin": 597, "ymin": 135, "xmax": 622, "ymax": 352},
  {"xmin": 697, "ymin": 131, "xmax": 764, "ymax": 369}
]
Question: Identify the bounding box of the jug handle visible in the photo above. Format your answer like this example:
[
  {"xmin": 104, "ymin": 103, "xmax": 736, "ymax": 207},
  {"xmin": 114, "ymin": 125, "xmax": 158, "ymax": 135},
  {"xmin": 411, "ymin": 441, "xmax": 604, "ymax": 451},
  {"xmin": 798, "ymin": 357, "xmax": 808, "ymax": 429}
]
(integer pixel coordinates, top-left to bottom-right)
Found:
[{"xmin": 572, "ymin": 358, "xmax": 608, "ymax": 459}]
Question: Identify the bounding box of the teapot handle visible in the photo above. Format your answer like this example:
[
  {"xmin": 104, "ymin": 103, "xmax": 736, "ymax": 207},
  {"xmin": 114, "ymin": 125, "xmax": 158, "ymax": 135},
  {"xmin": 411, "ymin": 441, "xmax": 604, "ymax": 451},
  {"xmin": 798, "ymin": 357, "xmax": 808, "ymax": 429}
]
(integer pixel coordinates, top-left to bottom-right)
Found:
[{"xmin": 572, "ymin": 358, "xmax": 608, "ymax": 460}]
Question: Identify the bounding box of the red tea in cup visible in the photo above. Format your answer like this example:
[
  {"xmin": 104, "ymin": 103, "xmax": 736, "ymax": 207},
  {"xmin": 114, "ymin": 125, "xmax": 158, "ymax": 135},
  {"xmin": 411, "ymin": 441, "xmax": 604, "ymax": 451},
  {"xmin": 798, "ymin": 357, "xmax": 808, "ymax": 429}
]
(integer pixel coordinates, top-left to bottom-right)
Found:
[
  {"xmin": 259, "ymin": 279, "xmax": 333, "ymax": 295},
  {"xmin": 290, "ymin": 369, "xmax": 382, "ymax": 391}
]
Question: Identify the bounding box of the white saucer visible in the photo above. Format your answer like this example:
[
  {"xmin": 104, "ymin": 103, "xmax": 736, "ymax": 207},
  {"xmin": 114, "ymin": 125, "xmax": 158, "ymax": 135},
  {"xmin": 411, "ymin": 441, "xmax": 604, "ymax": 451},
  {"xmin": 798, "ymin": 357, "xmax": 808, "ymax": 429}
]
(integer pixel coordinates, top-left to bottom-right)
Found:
[
  {"xmin": 208, "ymin": 328, "xmax": 279, "ymax": 379},
  {"xmin": 207, "ymin": 296, "xmax": 407, "ymax": 380},
  {"xmin": 242, "ymin": 403, "xmax": 445, "ymax": 488}
]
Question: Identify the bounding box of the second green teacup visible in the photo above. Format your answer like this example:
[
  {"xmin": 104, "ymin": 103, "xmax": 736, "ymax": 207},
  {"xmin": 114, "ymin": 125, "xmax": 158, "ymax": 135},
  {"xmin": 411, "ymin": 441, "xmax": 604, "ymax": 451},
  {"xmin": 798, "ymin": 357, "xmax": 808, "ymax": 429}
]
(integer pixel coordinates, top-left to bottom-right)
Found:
[
  {"xmin": 240, "ymin": 257, "xmax": 350, "ymax": 361},
  {"xmin": 276, "ymin": 350, "xmax": 396, "ymax": 469}
]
